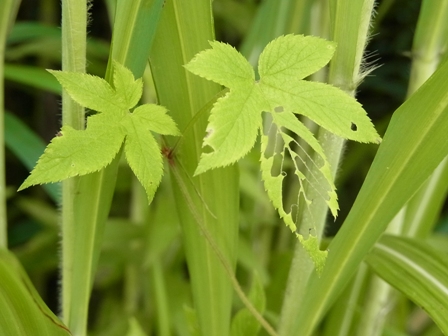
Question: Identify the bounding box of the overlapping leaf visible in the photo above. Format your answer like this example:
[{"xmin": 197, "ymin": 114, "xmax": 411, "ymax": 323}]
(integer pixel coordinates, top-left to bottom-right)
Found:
[
  {"xmin": 186, "ymin": 34, "xmax": 380, "ymax": 271},
  {"xmin": 19, "ymin": 61, "xmax": 180, "ymax": 203}
]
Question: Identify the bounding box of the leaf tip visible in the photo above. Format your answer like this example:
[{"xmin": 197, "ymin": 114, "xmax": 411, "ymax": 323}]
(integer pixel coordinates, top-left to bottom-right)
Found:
[
  {"xmin": 17, "ymin": 176, "xmax": 38, "ymax": 192},
  {"xmin": 17, "ymin": 183, "xmax": 28, "ymax": 192},
  {"xmin": 193, "ymin": 165, "xmax": 206, "ymax": 177}
]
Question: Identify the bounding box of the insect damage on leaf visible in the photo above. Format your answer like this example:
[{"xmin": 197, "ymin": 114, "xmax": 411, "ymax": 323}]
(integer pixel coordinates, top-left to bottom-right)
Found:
[
  {"xmin": 185, "ymin": 34, "xmax": 381, "ymax": 272},
  {"xmin": 18, "ymin": 60, "xmax": 180, "ymax": 203},
  {"xmin": 297, "ymin": 234, "xmax": 328, "ymax": 275}
]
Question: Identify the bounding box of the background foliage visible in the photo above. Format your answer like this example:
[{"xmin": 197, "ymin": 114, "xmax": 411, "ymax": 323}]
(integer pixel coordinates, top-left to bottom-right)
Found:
[{"xmin": 2, "ymin": 0, "xmax": 448, "ymax": 335}]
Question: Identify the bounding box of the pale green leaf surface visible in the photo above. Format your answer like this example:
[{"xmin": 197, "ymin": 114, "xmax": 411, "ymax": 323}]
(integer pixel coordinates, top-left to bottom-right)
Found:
[
  {"xmin": 19, "ymin": 113, "xmax": 126, "ymax": 190},
  {"xmin": 186, "ymin": 34, "xmax": 380, "ymax": 176},
  {"xmin": 184, "ymin": 40, "xmax": 255, "ymax": 88},
  {"xmin": 195, "ymin": 85, "xmax": 266, "ymax": 175},
  {"xmin": 48, "ymin": 70, "xmax": 125, "ymax": 113},
  {"xmin": 260, "ymin": 112, "xmax": 337, "ymax": 250},
  {"xmin": 258, "ymin": 34, "xmax": 336, "ymax": 81},
  {"xmin": 123, "ymin": 116, "xmax": 163, "ymax": 203},
  {"xmin": 132, "ymin": 104, "xmax": 180, "ymax": 136},
  {"xmin": 261, "ymin": 80, "xmax": 380, "ymax": 143},
  {"xmin": 260, "ymin": 110, "xmax": 337, "ymax": 233},
  {"xmin": 112, "ymin": 60, "xmax": 143, "ymax": 109},
  {"xmin": 186, "ymin": 34, "xmax": 379, "ymax": 271},
  {"xmin": 366, "ymin": 235, "xmax": 448, "ymax": 334},
  {"xmin": 271, "ymin": 111, "xmax": 338, "ymax": 216}
]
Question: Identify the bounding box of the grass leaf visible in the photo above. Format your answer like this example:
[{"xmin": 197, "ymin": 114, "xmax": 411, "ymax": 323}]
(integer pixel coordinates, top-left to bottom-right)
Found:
[{"xmin": 367, "ymin": 235, "xmax": 448, "ymax": 335}]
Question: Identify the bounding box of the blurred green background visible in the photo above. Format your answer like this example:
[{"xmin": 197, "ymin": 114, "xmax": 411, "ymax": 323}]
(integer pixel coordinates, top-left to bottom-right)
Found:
[{"xmin": 4, "ymin": 0, "xmax": 447, "ymax": 334}]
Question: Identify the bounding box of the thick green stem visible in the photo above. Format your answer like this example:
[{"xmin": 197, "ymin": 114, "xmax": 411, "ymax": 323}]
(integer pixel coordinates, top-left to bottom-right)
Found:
[
  {"xmin": 60, "ymin": 1, "xmax": 88, "ymax": 331},
  {"xmin": 0, "ymin": 0, "xmax": 20, "ymax": 249}
]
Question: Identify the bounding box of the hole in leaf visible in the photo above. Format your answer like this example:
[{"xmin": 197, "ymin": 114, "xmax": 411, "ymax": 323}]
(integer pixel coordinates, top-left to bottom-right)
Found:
[
  {"xmin": 270, "ymin": 153, "xmax": 283, "ymax": 177},
  {"xmin": 290, "ymin": 204, "xmax": 298, "ymax": 225},
  {"xmin": 202, "ymin": 145, "xmax": 213, "ymax": 154},
  {"xmin": 263, "ymin": 122, "xmax": 281, "ymax": 158},
  {"xmin": 274, "ymin": 106, "xmax": 284, "ymax": 113},
  {"xmin": 281, "ymin": 169, "xmax": 296, "ymax": 213},
  {"xmin": 205, "ymin": 128, "xmax": 214, "ymax": 139},
  {"xmin": 350, "ymin": 122, "xmax": 357, "ymax": 131}
]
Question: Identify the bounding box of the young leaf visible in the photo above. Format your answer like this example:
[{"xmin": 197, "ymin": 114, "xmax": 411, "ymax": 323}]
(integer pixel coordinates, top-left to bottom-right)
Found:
[
  {"xmin": 19, "ymin": 61, "xmax": 180, "ymax": 203},
  {"xmin": 186, "ymin": 34, "xmax": 380, "ymax": 271}
]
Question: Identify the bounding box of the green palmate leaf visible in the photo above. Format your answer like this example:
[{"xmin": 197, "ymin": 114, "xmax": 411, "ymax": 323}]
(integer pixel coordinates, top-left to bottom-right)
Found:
[
  {"xmin": 19, "ymin": 61, "xmax": 180, "ymax": 203},
  {"xmin": 186, "ymin": 33, "xmax": 379, "ymax": 178},
  {"xmin": 186, "ymin": 34, "xmax": 380, "ymax": 271}
]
